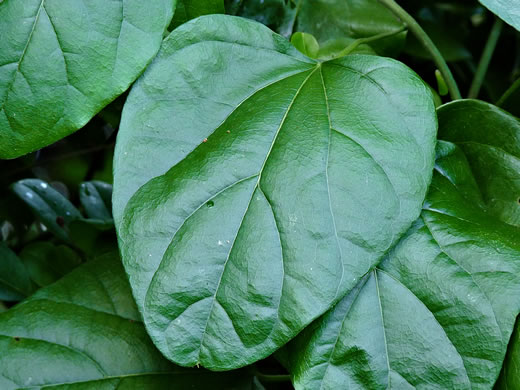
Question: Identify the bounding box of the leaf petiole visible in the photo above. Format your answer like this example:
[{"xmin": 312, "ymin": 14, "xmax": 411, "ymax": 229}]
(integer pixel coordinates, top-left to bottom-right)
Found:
[
  {"xmin": 468, "ymin": 18, "xmax": 504, "ymax": 99},
  {"xmin": 334, "ymin": 25, "xmax": 407, "ymax": 58}
]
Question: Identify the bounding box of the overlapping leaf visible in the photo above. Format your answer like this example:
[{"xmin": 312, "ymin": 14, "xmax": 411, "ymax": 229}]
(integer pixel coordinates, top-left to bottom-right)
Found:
[
  {"xmin": 438, "ymin": 99, "xmax": 520, "ymax": 227},
  {"xmin": 282, "ymin": 122, "xmax": 520, "ymax": 389},
  {"xmin": 113, "ymin": 15, "xmax": 436, "ymax": 369},
  {"xmin": 0, "ymin": 252, "xmax": 258, "ymax": 389},
  {"xmin": 0, "ymin": 0, "xmax": 175, "ymax": 159}
]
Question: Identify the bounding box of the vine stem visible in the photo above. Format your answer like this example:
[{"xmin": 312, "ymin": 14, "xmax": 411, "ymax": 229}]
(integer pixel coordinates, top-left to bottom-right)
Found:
[
  {"xmin": 497, "ymin": 77, "xmax": 520, "ymax": 106},
  {"xmin": 377, "ymin": 0, "xmax": 462, "ymax": 100},
  {"xmin": 336, "ymin": 25, "xmax": 407, "ymax": 58},
  {"xmin": 468, "ymin": 18, "xmax": 503, "ymax": 99}
]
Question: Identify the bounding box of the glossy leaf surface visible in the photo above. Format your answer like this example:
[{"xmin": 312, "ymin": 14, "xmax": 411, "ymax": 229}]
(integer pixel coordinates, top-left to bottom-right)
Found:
[
  {"xmin": 79, "ymin": 181, "xmax": 113, "ymax": 221},
  {"xmin": 438, "ymin": 99, "xmax": 520, "ymax": 227},
  {"xmin": 114, "ymin": 15, "xmax": 437, "ymax": 369},
  {"xmin": 479, "ymin": 0, "xmax": 520, "ymax": 31},
  {"xmin": 284, "ymin": 146, "xmax": 520, "ymax": 389},
  {"xmin": 0, "ymin": 252, "xmax": 258, "ymax": 389},
  {"xmin": 0, "ymin": 0, "xmax": 175, "ymax": 159}
]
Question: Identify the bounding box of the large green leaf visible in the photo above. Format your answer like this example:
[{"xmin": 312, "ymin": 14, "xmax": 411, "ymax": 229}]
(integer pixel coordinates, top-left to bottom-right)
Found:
[
  {"xmin": 283, "ymin": 144, "xmax": 520, "ymax": 389},
  {"xmin": 0, "ymin": 0, "xmax": 175, "ymax": 159},
  {"xmin": 479, "ymin": 0, "xmax": 520, "ymax": 31},
  {"xmin": 0, "ymin": 252, "xmax": 258, "ymax": 389},
  {"xmin": 295, "ymin": 0, "xmax": 406, "ymax": 56},
  {"xmin": 113, "ymin": 15, "xmax": 437, "ymax": 369},
  {"xmin": 437, "ymin": 99, "xmax": 520, "ymax": 227}
]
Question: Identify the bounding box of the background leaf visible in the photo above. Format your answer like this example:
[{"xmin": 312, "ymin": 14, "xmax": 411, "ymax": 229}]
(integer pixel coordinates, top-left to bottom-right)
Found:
[
  {"xmin": 11, "ymin": 179, "xmax": 81, "ymax": 242},
  {"xmin": 0, "ymin": 252, "xmax": 259, "ymax": 389},
  {"xmin": 79, "ymin": 181, "xmax": 113, "ymax": 222},
  {"xmin": 437, "ymin": 99, "xmax": 520, "ymax": 227},
  {"xmin": 114, "ymin": 15, "xmax": 436, "ymax": 370},
  {"xmin": 295, "ymin": 0, "xmax": 406, "ymax": 56},
  {"xmin": 0, "ymin": 244, "xmax": 34, "ymax": 302},
  {"xmin": 18, "ymin": 241, "xmax": 81, "ymax": 287},
  {"xmin": 0, "ymin": 0, "xmax": 176, "ymax": 159}
]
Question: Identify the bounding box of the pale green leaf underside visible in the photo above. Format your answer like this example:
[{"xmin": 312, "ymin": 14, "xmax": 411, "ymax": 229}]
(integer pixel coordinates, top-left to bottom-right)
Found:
[
  {"xmin": 479, "ymin": 0, "xmax": 520, "ymax": 31},
  {"xmin": 285, "ymin": 145, "xmax": 520, "ymax": 390},
  {"xmin": 0, "ymin": 253, "xmax": 256, "ymax": 389},
  {"xmin": 0, "ymin": 0, "xmax": 175, "ymax": 159},
  {"xmin": 114, "ymin": 15, "xmax": 436, "ymax": 370}
]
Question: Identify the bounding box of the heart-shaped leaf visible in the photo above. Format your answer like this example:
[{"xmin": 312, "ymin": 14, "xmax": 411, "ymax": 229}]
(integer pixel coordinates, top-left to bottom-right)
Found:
[
  {"xmin": 113, "ymin": 15, "xmax": 437, "ymax": 369},
  {"xmin": 0, "ymin": 252, "xmax": 259, "ymax": 389},
  {"xmin": 438, "ymin": 99, "xmax": 520, "ymax": 227},
  {"xmin": 282, "ymin": 142, "xmax": 520, "ymax": 389},
  {"xmin": 0, "ymin": 0, "xmax": 175, "ymax": 159}
]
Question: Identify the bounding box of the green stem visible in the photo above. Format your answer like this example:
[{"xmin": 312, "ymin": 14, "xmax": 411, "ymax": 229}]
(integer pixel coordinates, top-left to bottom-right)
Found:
[
  {"xmin": 377, "ymin": 0, "xmax": 462, "ymax": 100},
  {"xmin": 497, "ymin": 77, "xmax": 520, "ymax": 106},
  {"xmin": 468, "ymin": 18, "xmax": 503, "ymax": 99},
  {"xmin": 336, "ymin": 25, "xmax": 407, "ymax": 57}
]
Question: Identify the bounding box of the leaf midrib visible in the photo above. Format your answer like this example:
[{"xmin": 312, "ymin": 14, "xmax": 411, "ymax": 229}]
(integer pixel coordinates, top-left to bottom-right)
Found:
[
  {"xmin": 0, "ymin": 0, "xmax": 44, "ymax": 113},
  {"xmin": 196, "ymin": 65, "xmax": 322, "ymax": 361}
]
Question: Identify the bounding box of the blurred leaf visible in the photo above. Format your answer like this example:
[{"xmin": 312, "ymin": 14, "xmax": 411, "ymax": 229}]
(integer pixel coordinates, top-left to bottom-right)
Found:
[
  {"xmin": 0, "ymin": 244, "xmax": 34, "ymax": 302},
  {"xmin": 438, "ymin": 99, "xmax": 520, "ymax": 227},
  {"xmin": 79, "ymin": 181, "xmax": 113, "ymax": 221},
  {"xmin": 230, "ymin": 0, "xmax": 297, "ymax": 38},
  {"xmin": 170, "ymin": 0, "xmax": 225, "ymax": 29},
  {"xmin": 69, "ymin": 219, "xmax": 115, "ymax": 257},
  {"xmin": 290, "ymin": 32, "xmax": 320, "ymax": 58},
  {"xmin": 404, "ymin": 20, "xmax": 471, "ymax": 62},
  {"xmin": 295, "ymin": 0, "xmax": 406, "ymax": 56},
  {"xmin": 11, "ymin": 179, "xmax": 81, "ymax": 242},
  {"xmin": 0, "ymin": 252, "xmax": 258, "ymax": 389},
  {"xmin": 46, "ymin": 155, "xmax": 89, "ymax": 190},
  {"xmin": 19, "ymin": 242, "xmax": 82, "ymax": 287}
]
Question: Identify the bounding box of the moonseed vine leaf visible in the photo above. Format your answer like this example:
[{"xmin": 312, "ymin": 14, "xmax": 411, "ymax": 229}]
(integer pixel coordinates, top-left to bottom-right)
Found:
[
  {"xmin": 114, "ymin": 15, "xmax": 437, "ymax": 370},
  {"xmin": 0, "ymin": 0, "xmax": 175, "ymax": 159},
  {"xmin": 282, "ymin": 143, "xmax": 520, "ymax": 390},
  {"xmin": 0, "ymin": 253, "xmax": 259, "ymax": 389},
  {"xmin": 437, "ymin": 99, "xmax": 520, "ymax": 227}
]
